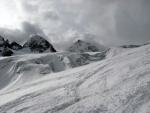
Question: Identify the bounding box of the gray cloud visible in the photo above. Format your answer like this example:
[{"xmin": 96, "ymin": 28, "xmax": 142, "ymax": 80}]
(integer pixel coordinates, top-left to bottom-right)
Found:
[
  {"xmin": 14, "ymin": 0, "xmax": 39, "ymax": 14},
  {"xmin": 43, "ymin": 10, "xmax": 59, "ymax": 21},
  {"xmin": 50, "ymin": 29, "xmax": 106, "ymax": 51},
  {"xmin": 0, "ymin": 27, "xmax": 28, "ymax": 44},
  {"xmin": 58, "ymin": 0, "xmax": 150, "ymax": 46},
  {"xmin": 20, "ymin": 1, "xmax": 38, "ymax": 14},
  {"xmin": 21, "ymin": 22, "xmax": 46, "ymax": 37},
  {"xmin": 0, "ymin": 21, "xmax": 47, "ymax": 45},
  {"xmin": 115, "ymin": 0, "xmax": 150, "ymax": 45},
  {"xmin": 0, "ymin": 0, "xmax": 150, "ymax": 50}
]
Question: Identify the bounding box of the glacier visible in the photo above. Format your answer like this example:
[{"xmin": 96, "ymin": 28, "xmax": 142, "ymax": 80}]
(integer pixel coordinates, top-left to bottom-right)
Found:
[{"xmin": 0, "ymin": 44, "xmax": 150, "ymax": 113}]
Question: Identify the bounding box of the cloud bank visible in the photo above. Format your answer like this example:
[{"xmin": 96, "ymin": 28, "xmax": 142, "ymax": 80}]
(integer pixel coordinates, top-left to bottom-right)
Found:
[{"xmin": 0, "ymin": 0, "xmax": 149, "ymax": 50}]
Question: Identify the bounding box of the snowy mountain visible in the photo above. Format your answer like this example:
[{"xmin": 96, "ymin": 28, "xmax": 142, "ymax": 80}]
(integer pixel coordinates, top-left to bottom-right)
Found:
[
  {"xmin": 0, "ymin": 35, "xmax": 24, "ymax": 56},
  {"xmin": 0, "ymin": 35, "xmax": 57, "ymax": 56},
  {"xmin": 23, "ymin": 35, "xmax": 57, "ymax": 53},
  {"xmin": 0, "ymin": 43, "xmax": 150, "ymax": 113},
  {"xmin": 68, "ymin": 40, "xmax": 100, "ymax": 52}
]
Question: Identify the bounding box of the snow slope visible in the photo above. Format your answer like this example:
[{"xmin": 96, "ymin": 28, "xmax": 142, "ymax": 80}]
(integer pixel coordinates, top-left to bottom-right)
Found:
[{"xmin": 0, "ymin": 44, "xmax": 150, "ymax": 113}]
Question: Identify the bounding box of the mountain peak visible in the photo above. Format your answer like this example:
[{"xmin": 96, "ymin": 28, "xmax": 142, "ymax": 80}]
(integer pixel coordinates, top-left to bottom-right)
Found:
[
  {"xmin": 68, "ymin": 39, "xmax": 99, "ymax": 52},
  {"xmin": 23, "ymin": 35, "xmax": 57, "ymax": 53},
  {"xmin": 76, "ymin": 39, "xmax": 82, "ymax": 43},
  {"xmin": 30, "ymin": 35, "xmax": 44, "ymax": 40}
]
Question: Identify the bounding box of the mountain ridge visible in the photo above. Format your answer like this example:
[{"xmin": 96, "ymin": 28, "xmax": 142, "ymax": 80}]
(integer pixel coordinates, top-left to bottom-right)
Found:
[{"xmin": 0, "ymin": 35, "xmax": 57, "ymax": 56}]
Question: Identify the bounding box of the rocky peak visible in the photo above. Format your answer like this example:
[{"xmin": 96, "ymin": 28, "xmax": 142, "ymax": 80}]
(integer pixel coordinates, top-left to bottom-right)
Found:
[
  {"xmin": 23, "ymin": 35, "xmax": 57, "ymax": 53},
  {"xmin": 0, "ymin": 36, "xmax": 14, "ymax": 56},
  {"xmin": 76, "ymin": 39, "xmax": 82, "ymax": 43},
  {"xmin": 68, "ymin": 39, "xmax": 99, "ymax": 52}
]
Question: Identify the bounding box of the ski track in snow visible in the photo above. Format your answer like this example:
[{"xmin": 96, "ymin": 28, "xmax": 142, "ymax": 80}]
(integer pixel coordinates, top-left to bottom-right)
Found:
[{"xmin": 0, "ymin": 45, "xmax": 150, "ymax": 112}]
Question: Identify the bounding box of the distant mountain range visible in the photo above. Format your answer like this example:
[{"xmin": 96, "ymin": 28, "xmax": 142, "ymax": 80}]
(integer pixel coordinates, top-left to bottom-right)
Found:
[
  {"xmin": 0, "ymin": 35, "xmax": 149, "ymax": 57},
  {"xmin": 0, "ymin": 35, "xmax": 57, "ymax": 56},
  {"xmin": 0, "ymin": 35, "xmax": 106, "ymax": 56}
]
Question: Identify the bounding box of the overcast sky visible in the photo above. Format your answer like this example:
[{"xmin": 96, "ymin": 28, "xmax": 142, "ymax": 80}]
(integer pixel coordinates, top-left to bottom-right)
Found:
[{"xmin": 0, "ymin": 0, "xmax": 150, "ymax": 51}]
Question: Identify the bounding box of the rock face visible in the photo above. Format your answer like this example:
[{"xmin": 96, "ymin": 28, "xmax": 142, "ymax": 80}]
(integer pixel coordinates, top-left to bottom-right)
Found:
[
  {"xmin": 0, "ymin": 36, "xmax": 5, "ymax": 47},
  {"xmin": 23, "ymin": 35, "xmax": 57, "ymax": 53},
  {"xmin": 0, "ymin": 36, "xmax": 13, "ymax": 56},
  {"xmin": 68, "ymin": 40, "xmax": 99, "ymax": 52},
  {"xmin": 0, "ymin": 48, "xmax": 13, "ymax": 56},
  {"xmin": 0, "ymin": 35, "xmax": 57, "ymax": 56},
  {"xmin": 10, "ymin": 42, "xmax": 22, "ymax": 50}
]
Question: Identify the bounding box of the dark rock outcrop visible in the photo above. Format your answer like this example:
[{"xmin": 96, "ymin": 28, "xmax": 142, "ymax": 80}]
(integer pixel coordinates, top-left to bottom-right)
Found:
[
  {"xmin": 1, "ymin": 48, "xmax": 13, "ymax": 56},
  {"xmin": 0, "ymin": 36, "xmax": 13, "ymax": 56},
  {"xmin": 120, "ymin": 45, "xmax": 140, "ymax": 48},
  {"xmin": 23, "ymin": 35, "xmax": 57, "ymax": 53}
]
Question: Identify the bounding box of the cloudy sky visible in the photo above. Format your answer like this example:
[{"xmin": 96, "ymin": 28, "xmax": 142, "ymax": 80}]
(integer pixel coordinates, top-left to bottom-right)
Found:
[{"xmin": 0, "ymin": 0, "xmax": 150, "ymax": 51}]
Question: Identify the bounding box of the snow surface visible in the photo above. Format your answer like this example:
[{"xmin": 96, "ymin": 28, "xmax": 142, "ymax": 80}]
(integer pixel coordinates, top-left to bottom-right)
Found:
[{"xmin": 0, "ymin": 44, "xmax": 150, "ymax": 113}]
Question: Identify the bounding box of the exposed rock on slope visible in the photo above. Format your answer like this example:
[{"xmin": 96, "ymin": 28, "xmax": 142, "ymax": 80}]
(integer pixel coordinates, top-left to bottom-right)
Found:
[
  {"xmin": 0, "ymin": 36, "xmax": 13, "ymax": 56},
  {"xmin": 23, "ymin": 35, "xmax": 57, "ymax": 53},
  {"xmin": 120, "ymin": 45, "xmax": 140, "ymax": 48}
]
